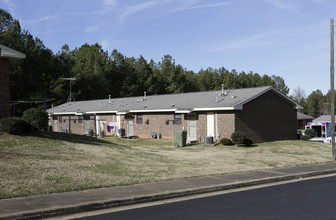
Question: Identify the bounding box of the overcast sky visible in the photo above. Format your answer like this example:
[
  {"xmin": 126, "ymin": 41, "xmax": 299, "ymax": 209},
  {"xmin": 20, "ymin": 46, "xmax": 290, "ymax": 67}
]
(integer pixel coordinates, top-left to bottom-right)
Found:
[{"xmin": 1, "ymin": 0, "xmax": 335, "ymax": 96}]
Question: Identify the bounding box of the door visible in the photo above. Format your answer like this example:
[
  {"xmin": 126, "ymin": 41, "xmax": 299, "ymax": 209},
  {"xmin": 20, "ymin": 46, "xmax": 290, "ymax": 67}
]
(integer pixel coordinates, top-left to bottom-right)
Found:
[
  {"xmin": 207, "ymin": 113, "xmax": 215, "ymax": 137},
  {"xmin": 53, "ymin": 118, "xmax": 58, "ymax": 132},
  {"xmin": 127, "ymin": 120, "xmax": 134, "ymax": 137},
  {"xmin": 187, "ymin": 113, "xmax": 197, "ymax": 141},
  {"xmin": 85, "ymin": 118, "xmax": 90, "ymax": 134}
]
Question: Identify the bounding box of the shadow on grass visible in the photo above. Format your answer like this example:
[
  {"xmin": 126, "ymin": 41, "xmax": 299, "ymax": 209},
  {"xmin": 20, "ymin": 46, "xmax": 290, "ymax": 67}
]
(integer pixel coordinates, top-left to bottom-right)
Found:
[
  {"xmin": 25, "ymin": 131, "xmax": 128, "ymax": 147},
  {"xmin": 237, "ymin": 144, "xmax": 259, "ymax": 148}
]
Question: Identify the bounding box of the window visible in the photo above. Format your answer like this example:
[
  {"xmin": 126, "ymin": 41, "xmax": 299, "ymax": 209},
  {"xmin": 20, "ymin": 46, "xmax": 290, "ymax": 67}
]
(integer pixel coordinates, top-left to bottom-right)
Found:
[
  {"xmin": 137, "ymin": 114, "xmax": 143, "ymax": 124},
  {"xmin": 59, "ymin": 116, "xmax": 63, "ymax": 123},
  {"xmin": 174, "ymin": 114, "xmax": 182, "ymax": 124},
  {"xmin": 52, "ymin": 115, "xmax": 58, "ymax": 120},
  {"xmin": 126, "ymin": 114, "xmax": 134, "ymax": 120},
  {"xmin": 83, "ymin": 115, "xmax": 90, "ymax": 120},
  {"xmin": 78, "ymin": 116, "xmax": 83, "ymax": 123}
]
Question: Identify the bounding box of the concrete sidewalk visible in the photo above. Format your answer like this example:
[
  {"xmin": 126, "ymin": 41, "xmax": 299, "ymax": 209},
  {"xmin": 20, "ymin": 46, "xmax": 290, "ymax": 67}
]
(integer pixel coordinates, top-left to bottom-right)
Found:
[{"xmin": 1, "ymin": 162, "xmax": 336, "ymax": 220}]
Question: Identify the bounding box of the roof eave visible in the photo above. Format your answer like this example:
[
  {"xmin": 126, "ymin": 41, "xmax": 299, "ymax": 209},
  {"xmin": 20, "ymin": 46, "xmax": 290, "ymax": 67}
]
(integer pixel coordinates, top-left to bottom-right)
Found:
[
  {"xmin": 129, "ymin": 109, "xmax": 177, "ymax": 113},
  {"xmin": 0, "ymin": 44, "xmax": 26, "ymax": 59}
]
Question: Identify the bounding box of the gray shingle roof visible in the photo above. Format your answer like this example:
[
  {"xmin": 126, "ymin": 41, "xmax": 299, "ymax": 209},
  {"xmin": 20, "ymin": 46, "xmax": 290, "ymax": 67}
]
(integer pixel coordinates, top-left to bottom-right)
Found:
[
  {"xmin": 297, "ymin": 112, "xmax": 314, "ymax": 120},
  {"xmin": 47, "ymin": 86, "xmax": 301, "ymax": 115},
  {"xmin": 313, "ymin": 115, "xmax": 336, "ymax": 122}
]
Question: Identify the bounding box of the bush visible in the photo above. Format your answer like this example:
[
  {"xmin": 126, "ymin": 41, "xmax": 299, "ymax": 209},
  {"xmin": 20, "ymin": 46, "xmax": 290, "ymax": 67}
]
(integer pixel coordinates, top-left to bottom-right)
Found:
[
  {"xmin": 22, "ymin": 108, "xmax": 49, "ymax": 131},
  {"xmin": 304, "ymin": 129, "xmax": 315, "ymax": 139},
  {"xmin": 300, "ymin": 135, "xmax": 310, "ymax": 141},
  {"xmin": 0, "ymin": 117, "xmax": 36, "ymax": 134},
  {"xmin": 220, "ymin": 138, "xmax": 233, "ymax": 146},
  {"xmin": 243, "ymin": 138, "xmax": 254, "ymax": 146},
  {"xmin": 231, "ymin": 131, "xmax": 245, "ymax": 145}
]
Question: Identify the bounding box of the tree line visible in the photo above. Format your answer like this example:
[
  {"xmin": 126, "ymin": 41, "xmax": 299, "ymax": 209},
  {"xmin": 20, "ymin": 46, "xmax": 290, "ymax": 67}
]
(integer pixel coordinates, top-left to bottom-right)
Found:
[
  {"xmin": 292, "ymin": 87, "xmax": 336, "ymax": 118},
  {"xmin": 0, "ymin": 9, "xmax": 325, "ymax": 118}
]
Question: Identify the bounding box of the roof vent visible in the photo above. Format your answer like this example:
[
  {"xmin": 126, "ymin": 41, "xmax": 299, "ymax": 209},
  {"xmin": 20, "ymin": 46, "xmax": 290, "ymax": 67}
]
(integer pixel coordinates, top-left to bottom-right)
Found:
[
  {"xmin": 144, "ymin": 105, "xmax": 147, "ymax": 108},
  {"xmin": 144, "ymin": 91, "xmax": 147, "ymax": 100},
  {"xmin": 108, "ymin": 95, "xmax": 111, "ymax": 104},
  {"xmin": 221, "ymin": 84, "xmax": 224, "ymax": 95},
  {"xmin": 171, "ymin": 103, "xmax": 175, "ymax": 107},
  {"xmin": 216, "ymin": 93, "xmax": 219, "ymax": 103},
  {"xmin": 231, "ymin": 96, "xmax": 236, "ymax": 99}
]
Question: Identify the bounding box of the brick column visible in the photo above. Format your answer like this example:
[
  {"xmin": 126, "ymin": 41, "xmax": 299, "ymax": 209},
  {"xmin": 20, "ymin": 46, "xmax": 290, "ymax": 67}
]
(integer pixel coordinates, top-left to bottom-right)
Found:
[{"xmin": 0, "ymin": 58, "xmax": 11, "ymax": 118}]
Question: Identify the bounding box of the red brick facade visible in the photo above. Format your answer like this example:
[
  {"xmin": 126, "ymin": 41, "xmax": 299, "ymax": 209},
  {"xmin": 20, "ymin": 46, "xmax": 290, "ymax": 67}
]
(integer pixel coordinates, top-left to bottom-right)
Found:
[
  {"xmin": 235, "ymin": 91, "xmax": 297, "ymax": 142},
  {"xmin": 0, "ymin": 59, "xmax": 11, "ymax": 118},
  {"xmin": 49, "ymin": 90, "xmax": 297, "ymax": 143}
]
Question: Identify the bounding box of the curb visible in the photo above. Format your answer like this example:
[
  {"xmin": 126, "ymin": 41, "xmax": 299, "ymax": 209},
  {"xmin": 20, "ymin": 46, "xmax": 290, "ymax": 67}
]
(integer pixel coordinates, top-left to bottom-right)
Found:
[{"xmin": 2, "ymin": 168, "xmax": 336, "ymax": 220}]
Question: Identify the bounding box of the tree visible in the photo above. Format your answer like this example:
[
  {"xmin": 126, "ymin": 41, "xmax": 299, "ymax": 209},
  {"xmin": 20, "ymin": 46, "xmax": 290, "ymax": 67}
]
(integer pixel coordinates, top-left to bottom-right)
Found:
[
  {"xmin": 306, "ymin": 90, "xmax": 325, "ymax": 117},
  {"xmin": 291, "ymin": 87, "xmax": 307, "ymax": 112},
  {"xmin": 1, "ymin": 9, "xmax": 58, "ymax": 115},
  {"xmin": 71, "ymin": 43, "xmax": 109, "ymax": 100},
  {"xmin": 271, "ymin": 75, "xmax": 289, "ymax": 95}
]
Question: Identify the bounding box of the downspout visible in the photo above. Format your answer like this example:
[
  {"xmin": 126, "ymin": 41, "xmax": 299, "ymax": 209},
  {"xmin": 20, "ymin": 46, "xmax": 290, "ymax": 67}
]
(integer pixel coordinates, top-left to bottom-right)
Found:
[
  {"xmin": 94, "ymin": 113, "xmax": 97, "ymax": 138},
  {"xmin": 215, "ymin": 113, "xmax": 219, "ymax": 140}
]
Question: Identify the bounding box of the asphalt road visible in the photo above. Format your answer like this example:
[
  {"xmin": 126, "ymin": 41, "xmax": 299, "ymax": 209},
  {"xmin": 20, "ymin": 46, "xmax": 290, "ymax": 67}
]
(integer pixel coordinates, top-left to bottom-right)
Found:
[{"xmin": 73, "ymin": 176, "xmax": 336, "ymax": 220}]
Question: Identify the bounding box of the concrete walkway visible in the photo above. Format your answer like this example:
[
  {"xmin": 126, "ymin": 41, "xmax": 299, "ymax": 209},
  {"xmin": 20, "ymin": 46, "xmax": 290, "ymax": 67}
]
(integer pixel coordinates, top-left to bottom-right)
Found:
[{"xmin": 1, "ymin": 162, "xmax": 336, "ymax": 220}]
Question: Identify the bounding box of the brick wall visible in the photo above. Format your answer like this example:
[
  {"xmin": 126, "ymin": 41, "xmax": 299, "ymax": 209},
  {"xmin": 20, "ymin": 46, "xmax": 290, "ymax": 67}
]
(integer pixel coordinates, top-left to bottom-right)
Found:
[
  {"xmin": 0, "ymin": 59, "xmax": 11, "ymax": 118},
  {"xmin": 217, "ymin": 112, "xmax": 235, "ymax": 140},
  {"xmin": 48, "ymin": 90, "xmax": 296, "ymax": 143},
  {"xmin": 132, "ymin": 113, "xmax": 186, "ymax": 139},
  {"xmin": 235, "ymin": 90, "xmax": 297, "ymax": 143},
  {"xmin": 48, "ymin": 111, "xmax": 238, "ymax": 142}
]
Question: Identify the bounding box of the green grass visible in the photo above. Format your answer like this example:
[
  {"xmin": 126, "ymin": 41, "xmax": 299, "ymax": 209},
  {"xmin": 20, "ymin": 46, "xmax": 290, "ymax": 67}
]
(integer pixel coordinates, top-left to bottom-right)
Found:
[{"xmin": 0, "ymin": 132, "xmax": 334, "ymax": 199}]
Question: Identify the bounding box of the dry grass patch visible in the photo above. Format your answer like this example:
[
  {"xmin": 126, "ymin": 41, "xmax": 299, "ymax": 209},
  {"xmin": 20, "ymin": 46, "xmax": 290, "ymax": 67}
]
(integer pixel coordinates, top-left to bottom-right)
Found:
[{"xmin": 0, "ymin": 133, "xmax": 334, "ymax": 199}]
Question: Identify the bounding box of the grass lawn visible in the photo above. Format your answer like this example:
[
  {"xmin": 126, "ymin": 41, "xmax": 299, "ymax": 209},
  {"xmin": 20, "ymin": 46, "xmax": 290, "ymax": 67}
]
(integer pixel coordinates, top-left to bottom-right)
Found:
[{"xmin": 0, "ymin": 132, "xmax": 334, "ymax": 199}]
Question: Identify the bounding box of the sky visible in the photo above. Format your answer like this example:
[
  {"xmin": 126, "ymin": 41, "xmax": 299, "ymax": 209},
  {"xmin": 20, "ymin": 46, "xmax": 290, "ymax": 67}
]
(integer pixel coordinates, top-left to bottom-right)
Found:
[{"xmin": 1, "ymin": 0, "xmax": 335, "ymax": 96}]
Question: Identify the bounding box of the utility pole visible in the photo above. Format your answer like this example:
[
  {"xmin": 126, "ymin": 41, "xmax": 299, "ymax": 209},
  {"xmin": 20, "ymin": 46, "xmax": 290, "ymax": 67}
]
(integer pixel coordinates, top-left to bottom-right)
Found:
[
  {"xmin": 60, "ymin": 78, "xmax": 76, "ymax": 103},
  {"xmin": 330, "ymin": 18, "xmax": 335, "ymax": 159}
]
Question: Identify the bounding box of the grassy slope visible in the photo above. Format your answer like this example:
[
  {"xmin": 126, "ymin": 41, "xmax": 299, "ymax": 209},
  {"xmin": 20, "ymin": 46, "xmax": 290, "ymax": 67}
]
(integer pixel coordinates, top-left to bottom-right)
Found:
[{"xmin": 0, "ymin": 132, "xmax": 333, "ymax": 199}]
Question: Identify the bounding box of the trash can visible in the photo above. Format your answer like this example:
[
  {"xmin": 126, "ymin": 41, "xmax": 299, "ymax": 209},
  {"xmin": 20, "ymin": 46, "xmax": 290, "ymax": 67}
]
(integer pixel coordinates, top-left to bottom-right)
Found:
[
  {"xmin": 175, "ymin": 130, "xmax": 187, "ymax": 147},
  {"xmin": 206, "ymin": 136, "xmax": 214, "ymax": 144},
  {"xmin": 118, "ymin": 128, "xmax": 125, "ymax": 136}
]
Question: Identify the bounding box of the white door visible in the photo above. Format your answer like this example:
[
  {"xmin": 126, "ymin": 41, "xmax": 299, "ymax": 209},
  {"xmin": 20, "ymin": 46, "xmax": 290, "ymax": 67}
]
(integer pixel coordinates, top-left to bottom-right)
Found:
[
  {"xmin": 117, "ymin": 115, "xmax": 121, "ymax": 131},
  {"xmin": 207, "ymin": 113, "xmax": 215, "ymax": 137},
  {"xmin": 85, "ymin": 119, "xmax": 90, "ymax": 134},
  {"xmin": 127, "ymin": 120, "xmax": 134, "ymax": 137},
  {"xmin": 53, "ymin": 118, "xmax": 58, "ymax": 132},
  {"xmin": 187, "ymin": 113, "xmax": 197, "ymax": 141}
]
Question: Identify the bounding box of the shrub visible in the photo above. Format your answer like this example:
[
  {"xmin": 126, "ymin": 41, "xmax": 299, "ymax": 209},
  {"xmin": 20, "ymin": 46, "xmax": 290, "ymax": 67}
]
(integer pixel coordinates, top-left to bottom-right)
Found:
[
  {"xmin": 243, "ymin": 138, "xmax": 254, "ymax": 146},
  {"xmin": 23, "ymin": 108, "xmax": 49, "ymax": 131},
  {"xmin": 231, "ymin": 131, "xmax": 245, "ymax": 145},
  {"xmin": 300, "ymin": 135, "xmax": 310, "ymax": 141},
  {"xmin": 304, "ymin": 129, "xmax": 315, "ymax": 139},
  {"xmin": 220, "ymin": 138, "xmax": 233, "ymax": 146},
  {"xmin": 0, "ymin": 117, "xmax": 36, "ymax": 134}
]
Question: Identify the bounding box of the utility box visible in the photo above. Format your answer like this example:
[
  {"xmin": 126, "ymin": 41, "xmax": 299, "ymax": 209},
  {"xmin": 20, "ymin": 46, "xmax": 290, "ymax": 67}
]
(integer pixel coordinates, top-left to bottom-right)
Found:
[
  {"xmin": 206, "ymin": 136, "xmax": 214, "ymax": 144},
  {"xmin": 87, "ymin": 129, "xmax": 94, "ymax": 136},
  {"xmin": 175, "ymin": 130, "xmax": 187, "ymax": 147}
]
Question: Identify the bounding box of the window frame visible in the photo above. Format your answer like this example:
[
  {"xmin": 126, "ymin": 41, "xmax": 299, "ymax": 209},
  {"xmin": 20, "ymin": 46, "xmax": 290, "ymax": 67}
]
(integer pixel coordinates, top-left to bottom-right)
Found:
[
  {"xmin": 137, "ymin": 114, "xmax": 143, "ymax": 124},
  {"xmin": 174, "ymin": 114, "xmax": 182, "ymax": 124}
]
